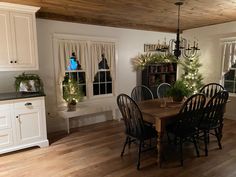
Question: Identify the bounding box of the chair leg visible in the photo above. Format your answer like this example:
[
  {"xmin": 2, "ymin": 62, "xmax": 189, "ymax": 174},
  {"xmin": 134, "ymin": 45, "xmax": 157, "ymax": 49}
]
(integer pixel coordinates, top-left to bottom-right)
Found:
[
  {"xmin": 207, "ymin": 130, "xmax": 210, "ymax": 144},
  {"xmin": 121, "ymin": 136, "xmax": 129, "ymax": 157},
  {"xmin": 128, "ymin": 137, "xmax": 131, "ymax": 149},
  {"xmin": 193, "ymin": 136, "xmax": 200, "ymax": 157},
  {"xmin": 137, "ymin": 141, "xmax": 142, "ymax": 170},
  {"xmin": 179, "ymin": 138, "xmax": 183, "ymax": 166},
  {"xmin": 174, "ymin": 136, "xmax": 178, "ymax": 146},
  {"xmin": 215, "ymin": 128, "xmax": 222, "ymax": 149},
  {"xmin": 219, "ymin": 125, "xmax": 223, "ymax": 140},
  {"xmin": 167, "ymin": 132, "xmax": 171, "ymax": 144},
  {"xmin": 204, "ymin": 130, "xmax": 208, "ymax": 156},
  {"xmin": 195, "ymin": 130, "xmax": 198, "ymax": 140}
]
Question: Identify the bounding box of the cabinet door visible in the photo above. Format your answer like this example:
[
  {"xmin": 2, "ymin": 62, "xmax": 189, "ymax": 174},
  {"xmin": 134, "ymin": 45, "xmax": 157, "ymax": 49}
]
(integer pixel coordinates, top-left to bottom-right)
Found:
[
  {"xmin": 10, "ymin": 12, "xmax": 37, "ymax": 68},
  {"xmin": 0, "ymin": 129, "xmax": 14, "ymax": 148},
  {"xmin": 0, "ymin": 10, "xmax": 13, "ymax": 67},
  {"xmin": 15, "ymin": 107, "xmax": 43, "ymax": 144},
  {"xmin": 0, "ymin": 104, "xmax": 12, "ymax": 130}
]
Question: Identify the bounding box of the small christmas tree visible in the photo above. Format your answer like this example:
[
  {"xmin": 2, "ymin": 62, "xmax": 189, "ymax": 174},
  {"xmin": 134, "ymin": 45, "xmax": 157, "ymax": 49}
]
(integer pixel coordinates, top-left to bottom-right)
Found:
[
  {"xmin": 180, "ymin": 56, "xmax": 204, "ymax": 94},
  {"xmin": 63, "ymin": 76, "xmax": 84, "ymax": 111}
]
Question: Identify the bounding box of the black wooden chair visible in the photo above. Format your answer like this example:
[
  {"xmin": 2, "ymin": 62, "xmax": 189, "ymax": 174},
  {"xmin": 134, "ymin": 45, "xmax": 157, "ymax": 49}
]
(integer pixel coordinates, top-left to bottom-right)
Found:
[
  {"xmin": 117, "ymin": 94, "xmax": 157, "ymax": 170},
  {"xmin": 198, "ymin": 90, "xmax": 229, "ymax": 156},
  {"xmin": 157, "ymin": 83, "xmax": 171, "ymax": 98},
  {"xmin": 166, "ymin": 93, "xmax": 206, "ymax": 166},
  {"xmin": 131, "ymin": 85, "xmax": 154, "ymax": 102},
  {"xmin": 200, "ymin": 83, "xmax": 224, "ymax": 98}
]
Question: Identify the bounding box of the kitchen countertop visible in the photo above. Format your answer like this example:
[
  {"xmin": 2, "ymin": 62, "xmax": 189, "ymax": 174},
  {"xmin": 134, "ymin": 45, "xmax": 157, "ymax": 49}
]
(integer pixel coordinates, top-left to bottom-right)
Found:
[{"xmin": 0, "ymin": 92, "xmax": 45, "ymax": 101}]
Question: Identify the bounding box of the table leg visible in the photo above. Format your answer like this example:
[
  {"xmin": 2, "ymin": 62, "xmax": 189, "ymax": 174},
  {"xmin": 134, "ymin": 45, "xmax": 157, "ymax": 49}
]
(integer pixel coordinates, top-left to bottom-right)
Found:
[
  {"xmin": 66, "ymin": 119, "xmax": 70, "ymax": 134},
  {"xmin": 112, "ymin": 108, "xmax": 117, "ymax": 120},
  {"xmin": 156, "ymin": 119, "xmax": 163, "ymax": 167}
]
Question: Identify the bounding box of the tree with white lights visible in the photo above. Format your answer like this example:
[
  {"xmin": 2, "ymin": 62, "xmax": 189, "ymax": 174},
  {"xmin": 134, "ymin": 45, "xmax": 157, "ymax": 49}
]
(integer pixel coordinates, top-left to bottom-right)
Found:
[{"xmin": 180, "ymin": 56, "xmax": 204, "ymax": 94}]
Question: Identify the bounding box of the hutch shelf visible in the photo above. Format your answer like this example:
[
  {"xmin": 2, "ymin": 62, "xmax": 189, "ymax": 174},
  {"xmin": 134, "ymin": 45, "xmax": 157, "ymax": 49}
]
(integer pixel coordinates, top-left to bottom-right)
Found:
[{"xmin": 141, "ymin": 63, "xmax": 177, "ymax": 98}]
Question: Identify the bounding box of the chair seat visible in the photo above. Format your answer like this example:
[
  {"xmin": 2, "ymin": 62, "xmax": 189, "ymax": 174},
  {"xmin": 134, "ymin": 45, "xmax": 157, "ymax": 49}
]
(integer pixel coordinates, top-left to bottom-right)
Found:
[
  {"xmin": 126, "ymin": 123, "xmax": 157, "ymax": 140},
  {"xmin": 198, "ymin": 121, "xmax": 221, "ymax": 130},
  {"xmin": 166, "ymin": 123, "xmax": 197, "ymax": 138},
  {"xmin": 143, "ymin": 124, "xmax": 157, "ymax": 140}
]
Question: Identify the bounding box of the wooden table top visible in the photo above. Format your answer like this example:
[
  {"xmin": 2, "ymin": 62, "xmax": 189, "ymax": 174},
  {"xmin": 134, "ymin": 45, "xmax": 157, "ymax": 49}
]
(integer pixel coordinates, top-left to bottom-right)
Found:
[
  {"xmin": 138, "ymin": 97, "xmax": 230, "ymax": 121},
  {"xmin": 138, "ymin": 99, "xmax": 183, "ymax": 120}
]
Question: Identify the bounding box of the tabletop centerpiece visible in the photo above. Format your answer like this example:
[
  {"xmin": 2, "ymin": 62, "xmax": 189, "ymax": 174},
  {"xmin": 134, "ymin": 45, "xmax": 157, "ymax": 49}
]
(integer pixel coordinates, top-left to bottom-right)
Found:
[{"xmin": 167, "ymin": 80, "xmax": 191, "ymax": 102}]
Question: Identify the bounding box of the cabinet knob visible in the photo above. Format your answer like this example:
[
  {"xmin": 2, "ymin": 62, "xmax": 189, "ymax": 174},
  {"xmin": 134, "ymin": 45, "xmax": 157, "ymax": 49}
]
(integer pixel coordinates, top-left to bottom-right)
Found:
[
  {"xmin": 10, "ymin": 61, "xmax": 13, "ymax": 63},
  {"xmin": 25, "ymin": 102, "xmax": 32, "ymax": 106},
  {"xmin": 14, "ymin": 61, "xmax": 17, "ymax": 63},
  {"xmin": 16, "ymin": 116, "xmax": 19, "ymax": 118}
]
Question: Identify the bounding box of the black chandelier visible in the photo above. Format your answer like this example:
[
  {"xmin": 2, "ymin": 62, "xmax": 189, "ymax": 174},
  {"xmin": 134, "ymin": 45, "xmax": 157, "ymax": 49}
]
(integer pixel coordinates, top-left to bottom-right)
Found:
[{"xmin": 156, "ymin": 2, "xmax": 200, "ymax": 59}]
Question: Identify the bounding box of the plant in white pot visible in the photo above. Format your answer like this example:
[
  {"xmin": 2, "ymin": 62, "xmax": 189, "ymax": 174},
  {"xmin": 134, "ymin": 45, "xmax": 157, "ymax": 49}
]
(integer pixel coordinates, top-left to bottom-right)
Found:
[
  {"xmin": 15, "ymin": 72, "xmax": 43, "ymax": 93},
  {"xmin": 63, "ymin": 78, "xmax": 83, "ymax": 111}
]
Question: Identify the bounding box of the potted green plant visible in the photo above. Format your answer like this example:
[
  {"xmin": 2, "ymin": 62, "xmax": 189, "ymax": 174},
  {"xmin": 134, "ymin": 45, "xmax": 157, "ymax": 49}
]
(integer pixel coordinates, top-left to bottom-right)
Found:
[
  {"xmin": 15, "ymin": 72, "xmax": 43, "ymax": 93},
  {"xmin": 63, "ymin": 77, "xmax": 83, "ymax": 111},
  {"xmin": 167, "ymin": 80, "xmax": 191, "ymax": 102}
]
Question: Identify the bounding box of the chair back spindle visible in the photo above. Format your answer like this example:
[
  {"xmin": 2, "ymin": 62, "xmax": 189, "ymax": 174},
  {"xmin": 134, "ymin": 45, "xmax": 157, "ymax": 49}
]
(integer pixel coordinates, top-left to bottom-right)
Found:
[
  {"xmin": 176, "ymin": 93, "xmax": 206, "ymax": 130},
  {"xmin": 200, "ymin": 83, "xmax": 224, "ymax": 98},
  {"xmin": 157, "ymin": 83, "xmax": 171, "ymax": 98},
  {"xmin": 200, "ymin": 91, "xmax": 229, "ymax": 129},
  {"xmin": 131, "ymin": 85, "xmax": 154, "ymax": 102}
]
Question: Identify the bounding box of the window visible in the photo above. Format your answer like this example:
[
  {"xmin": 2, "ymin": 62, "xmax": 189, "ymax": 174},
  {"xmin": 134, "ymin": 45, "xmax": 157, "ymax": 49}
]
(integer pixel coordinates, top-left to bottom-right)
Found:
[
  {"xmin": 91, "ymin": 42, "xmax": 115, "ymax": 96},
  {"xmin": 93, "ymin": 68, "xmax": 112, "ymax": 95},
  {"xmin": 63, "ymin": 52, "xmax": 87, "ymax": 96},
  {"xmin": 224, "ymin": 63, "xmax": 236, "ymax": 93},
  {"xmin": 53, "ymin": 34, "xmax": 117, "ymax": 106},
  {"xmin": 221, "ymin": 41, "xmax": 236, "ymax": 94}
]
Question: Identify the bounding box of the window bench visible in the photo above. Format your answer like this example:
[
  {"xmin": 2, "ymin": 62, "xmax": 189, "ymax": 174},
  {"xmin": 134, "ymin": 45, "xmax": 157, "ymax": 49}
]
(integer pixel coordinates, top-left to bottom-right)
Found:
[{"xmin": 57, "ymin": 97, "xmax": 118, "ymax": 134}]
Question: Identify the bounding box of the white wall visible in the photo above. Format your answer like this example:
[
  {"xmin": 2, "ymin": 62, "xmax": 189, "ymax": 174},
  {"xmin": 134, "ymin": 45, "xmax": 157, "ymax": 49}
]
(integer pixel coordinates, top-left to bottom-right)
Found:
[
  {"xmin": 36, "ymin": 19, "xmax": 175, "ymax": 132},
  {"xmin": 183, "ymin": 21, "xmax": 236, "ymax": 120}
]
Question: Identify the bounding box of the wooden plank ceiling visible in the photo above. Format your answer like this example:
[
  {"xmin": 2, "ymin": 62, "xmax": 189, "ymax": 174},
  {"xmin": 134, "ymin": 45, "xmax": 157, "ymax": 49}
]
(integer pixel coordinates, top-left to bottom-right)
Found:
[{"xmin": 2, "ymin": 0, "xmax": 236, "ymax": 33}]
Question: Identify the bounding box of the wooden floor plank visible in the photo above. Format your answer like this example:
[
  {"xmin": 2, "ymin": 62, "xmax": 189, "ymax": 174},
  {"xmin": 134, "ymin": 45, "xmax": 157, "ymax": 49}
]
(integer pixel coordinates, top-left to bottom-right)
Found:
[{"xmin": 0, "ymin": 119, "xmax": 236, "ymax": 177}]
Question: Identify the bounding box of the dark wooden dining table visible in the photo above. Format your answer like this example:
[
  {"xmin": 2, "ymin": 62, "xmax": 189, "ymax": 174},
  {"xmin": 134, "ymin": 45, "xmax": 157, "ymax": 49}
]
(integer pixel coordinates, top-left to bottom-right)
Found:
[
  {"xmin": 138, "ymin": 99, "xmax": 184, "ymax": 167},
  {"xmin": 138, "ymin": 97, "xmax": 229, "ymax": 167}
]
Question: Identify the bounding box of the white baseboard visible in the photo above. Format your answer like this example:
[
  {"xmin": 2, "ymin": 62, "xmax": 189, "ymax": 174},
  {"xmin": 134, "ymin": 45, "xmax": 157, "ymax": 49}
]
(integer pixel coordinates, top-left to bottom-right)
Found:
[{"xmin": 0, "ymin": 139, "xmax": 49, "ymax": 154}]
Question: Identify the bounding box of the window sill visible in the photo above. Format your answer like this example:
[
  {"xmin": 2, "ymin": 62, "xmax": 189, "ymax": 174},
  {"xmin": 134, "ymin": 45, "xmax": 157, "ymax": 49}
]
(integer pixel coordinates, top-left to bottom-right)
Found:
[{"xmin": 229, "ymin": 93, "xmax": 236, "ymax": 97}]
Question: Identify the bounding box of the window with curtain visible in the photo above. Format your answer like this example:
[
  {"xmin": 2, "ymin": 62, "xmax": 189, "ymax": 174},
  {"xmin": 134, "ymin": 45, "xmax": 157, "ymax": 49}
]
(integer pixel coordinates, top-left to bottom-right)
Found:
[
  {"xmin": 222, "ymin": 41, "xmax": 236, "ymax": 93},
  {"xmin": 55, "ymin": 36, "xmax": 116, "ymax": 105},
  {"xmin": 59, "ymin": 40, "xmax": 88, "ymax": 97},
  {"xmin": 91, "ymin": 42, "xmax": 115, "ymax": 95}
]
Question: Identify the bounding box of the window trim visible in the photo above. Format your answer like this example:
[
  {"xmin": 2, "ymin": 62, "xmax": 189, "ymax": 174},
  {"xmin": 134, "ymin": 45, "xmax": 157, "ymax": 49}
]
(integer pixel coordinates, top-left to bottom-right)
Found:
[
  {"xmin": 52, "ymin": 33, "xmax": 118, "ymax": 108},
  {"xmin": 223, "ymin": 68, "xmax": 236, "ymax": 93},
  {"xmin": 220, "ymin": 38, "xmax": 236, "ymax": 95}
]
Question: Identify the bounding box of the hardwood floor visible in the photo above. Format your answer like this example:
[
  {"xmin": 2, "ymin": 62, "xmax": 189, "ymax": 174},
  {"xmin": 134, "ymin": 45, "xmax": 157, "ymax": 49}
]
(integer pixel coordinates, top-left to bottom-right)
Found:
[{"xmin": 1, "ymin": 119, "xmax": 236, "ymax": 177}]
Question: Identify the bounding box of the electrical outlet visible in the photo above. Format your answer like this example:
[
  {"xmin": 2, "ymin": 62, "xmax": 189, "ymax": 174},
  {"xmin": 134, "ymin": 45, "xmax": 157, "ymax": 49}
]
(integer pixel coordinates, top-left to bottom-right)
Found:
[{"xmin": 47, "ymin": 112, "xmax": 56, "ymax": 118}]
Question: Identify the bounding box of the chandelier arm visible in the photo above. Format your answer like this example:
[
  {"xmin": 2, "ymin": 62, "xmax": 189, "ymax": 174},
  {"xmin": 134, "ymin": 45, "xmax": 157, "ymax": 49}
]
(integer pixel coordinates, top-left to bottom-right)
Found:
[
  {"xmin": 181, "ymin": 38, "xmax": 187, "ymax": 49},
  {"xmin": 183, "ymin": 48, "xmax": 198, "ymax": 58}
]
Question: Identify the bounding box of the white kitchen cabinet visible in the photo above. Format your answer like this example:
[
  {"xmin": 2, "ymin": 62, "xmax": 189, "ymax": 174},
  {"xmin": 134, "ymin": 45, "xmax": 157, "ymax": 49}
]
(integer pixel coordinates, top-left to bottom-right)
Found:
[
  {"xmin": 15, "ymin": 106, "xmax": 43, "ymax": 145},
  {"xmin": 0, "ymin": 96, "xmax": 49, "ymax": 154},
  {"xmin": 0, "ymin": 103, "xmax": 11, "ymax": 130},
  {"xmin": 0, "ymin": 3, "xmax": 40, "ymax": 71},
  {"xmin": 0, "ymin": 129, "xmax": 14, "ymax": 149},
  {"xmin": 0, "ymin": 10, "xmax": 12, "ymax": 68}
]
